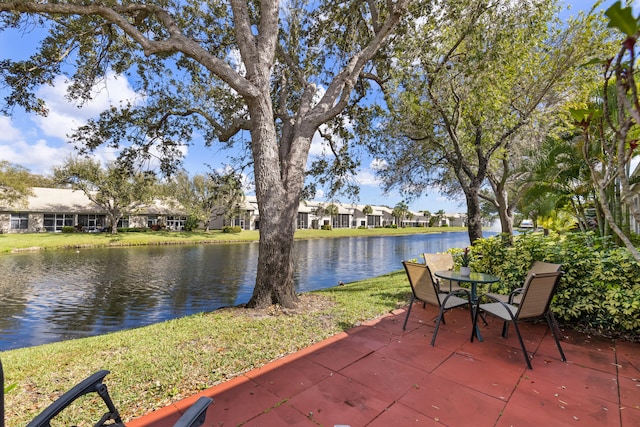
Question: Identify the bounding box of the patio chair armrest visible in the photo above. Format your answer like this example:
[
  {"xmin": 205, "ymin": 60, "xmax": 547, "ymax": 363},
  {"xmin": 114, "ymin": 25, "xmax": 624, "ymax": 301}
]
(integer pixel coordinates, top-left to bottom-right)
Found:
[
  {"xmin": 26, "ymin": 370, "xmax": 124, "ymax": 427},
  {"xmin": 172, "ymin": 396, "xmax": 213, "ymax": 427},
  {"xmin": 508, "ymin": 287, "xmax": 524, "ymax": 303},
  {"xmin": 477, "ymin": 293, "xmax": 518, "ymax": 322}
]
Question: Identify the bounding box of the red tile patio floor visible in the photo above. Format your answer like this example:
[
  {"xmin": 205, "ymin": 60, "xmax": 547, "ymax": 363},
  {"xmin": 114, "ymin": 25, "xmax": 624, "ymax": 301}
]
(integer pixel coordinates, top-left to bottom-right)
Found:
[{"xmin": 128, "ymin": 304, "xmax": 640, "ymax": 427}]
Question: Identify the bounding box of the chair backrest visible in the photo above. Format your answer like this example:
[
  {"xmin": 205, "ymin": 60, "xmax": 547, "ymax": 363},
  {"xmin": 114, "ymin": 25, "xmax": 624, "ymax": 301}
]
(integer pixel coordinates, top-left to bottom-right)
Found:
[
  {"xmin": 402, "ymin": 261, "xmax": 441, "ymax": 306},
  {"xmin": 516, "ymin": 271, "xmax": 563, "ymax": 319},
  {"xmin": 524, "ymin": 261, "xmax": 562, "ymax": 282},
  {"xmin": 423, "ymin": 253, "xmax": 454, "ymax": 272}
]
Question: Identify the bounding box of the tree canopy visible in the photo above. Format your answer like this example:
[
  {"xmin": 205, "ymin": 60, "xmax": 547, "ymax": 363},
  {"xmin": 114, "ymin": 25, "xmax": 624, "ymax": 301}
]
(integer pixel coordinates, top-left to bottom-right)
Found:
[
  {"xmin": 0, "ymin": 161, "xmax": 35, "ymax": 206},
  {"xmin": 371, "ymin": 0, "xmax": 607, "ymax": 242},
  {"xmin": 169, "ymin": 169, "xmax": 244, "ymax": 232},
  {"xmin": 53, "ymin": 157, "xmax": 157, "ymax": 234}
]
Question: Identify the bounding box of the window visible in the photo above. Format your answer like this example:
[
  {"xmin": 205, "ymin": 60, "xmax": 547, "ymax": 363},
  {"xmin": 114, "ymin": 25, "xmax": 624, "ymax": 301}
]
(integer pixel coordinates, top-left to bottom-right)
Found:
[
  {"xmin": 77, "ymin": 214, "xmax": 106, "ymax": 231},
  {"xmin": 117, "ymin": 216, "xmax": 130, "ymax": 228},
  {"xmin": 166, "ymin": 216, "xmax": 186, "ymax": 231},
  {"xmin": 367, "ymin": 215, "xmax": 381, "ymax": 227},
  {"xmin": 43, "ymin": 213, "xmax": 74, "ymax": 232},
  {"xmin": 332, "ymin": 214, "xmax": 350, "ymax": 228},
  {"xmin": 147, "ymin": 215, "xmax": 158, "ymax": 228},
  {"xmin": 297, "ymin": 212, "xmax": 308, "ymax": 229},
  {"xmin": 10, "ymin": 213, "xmax": 28, "ymax": 230}
]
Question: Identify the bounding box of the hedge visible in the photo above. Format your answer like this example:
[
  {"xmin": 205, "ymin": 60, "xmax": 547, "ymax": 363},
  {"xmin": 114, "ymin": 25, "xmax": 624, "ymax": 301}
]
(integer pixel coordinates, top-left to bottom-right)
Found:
[{"xmin": 464, "ymin": 232, "xmax": 640, "ymax": 339}]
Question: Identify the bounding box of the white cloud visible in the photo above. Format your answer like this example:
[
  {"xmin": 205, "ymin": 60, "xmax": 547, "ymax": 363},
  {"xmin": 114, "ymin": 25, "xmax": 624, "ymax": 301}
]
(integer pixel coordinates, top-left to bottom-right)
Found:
[
  {"xmin": 34, "ymin": 71, "xmax": 140, "ymax": 141},
  {"xmin": 0, "ymin": 71, "xmax": 147, "ymax": 174},
  {"xmin": 354, "ymin": 168, "xmax": 380, "ymax": 186},
  {"xmin": 0, "ymin": 116, "xmax": 23, "ymax": 142},
  {"xmin": 370, "ymin": 158, "xmax": 388, "ymax": 171},
  {"xmin": 0, "ymin": 138, "xmax": 72, "ymax": 174}
]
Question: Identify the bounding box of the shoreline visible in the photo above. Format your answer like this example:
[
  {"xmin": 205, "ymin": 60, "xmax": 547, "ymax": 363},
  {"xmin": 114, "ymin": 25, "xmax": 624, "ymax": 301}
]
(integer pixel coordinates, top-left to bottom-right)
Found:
[{"xmin": 1, "ymin": 226, "xmax": 468, "ymax": 254}]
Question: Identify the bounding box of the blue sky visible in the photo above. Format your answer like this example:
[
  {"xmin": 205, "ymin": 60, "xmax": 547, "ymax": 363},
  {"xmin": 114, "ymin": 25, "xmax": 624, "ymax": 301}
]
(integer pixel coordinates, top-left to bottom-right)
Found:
[{"xmin": 0, "ymin": 0, "xmax": 625, "ymax": 214}]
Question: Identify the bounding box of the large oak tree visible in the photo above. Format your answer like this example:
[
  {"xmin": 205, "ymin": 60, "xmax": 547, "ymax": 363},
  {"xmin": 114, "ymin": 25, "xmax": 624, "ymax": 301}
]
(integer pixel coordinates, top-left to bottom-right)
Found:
[{"xmin": 0, "ymin": 0, "xmax": 412, "ymax": 308}]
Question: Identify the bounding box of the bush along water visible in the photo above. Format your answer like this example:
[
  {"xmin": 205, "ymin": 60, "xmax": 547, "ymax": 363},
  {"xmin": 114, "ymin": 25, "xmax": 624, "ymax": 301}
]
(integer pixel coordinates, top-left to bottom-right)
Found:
[{"xmin": 469, "ymin": 232, "xmax": 640, "ymax": 341}]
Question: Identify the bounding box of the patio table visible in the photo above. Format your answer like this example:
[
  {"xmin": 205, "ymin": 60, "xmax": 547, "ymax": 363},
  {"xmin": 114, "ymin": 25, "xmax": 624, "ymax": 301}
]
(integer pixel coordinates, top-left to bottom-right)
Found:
[{"xmin": 434, "ymin": 270, "xmax": 500, "ymax": 341}]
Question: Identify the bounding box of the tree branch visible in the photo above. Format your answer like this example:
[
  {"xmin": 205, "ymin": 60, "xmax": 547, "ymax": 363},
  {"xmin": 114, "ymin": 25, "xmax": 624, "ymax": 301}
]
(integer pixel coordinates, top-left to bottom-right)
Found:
[{"xmin": 0, "ymin": 1, "xmax": 258, "ymax": 98}]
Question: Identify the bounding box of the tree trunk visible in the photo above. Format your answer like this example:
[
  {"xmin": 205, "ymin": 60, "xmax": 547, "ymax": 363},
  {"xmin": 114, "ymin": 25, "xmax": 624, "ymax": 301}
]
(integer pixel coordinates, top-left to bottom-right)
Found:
[
  {"xmin": 465, "ymin": 188, "xmax": 483, "ymax": 244},
  {"xmin": 495, "ymin": 192, "xmax": 514, "ymax": 235},
  {"xmin": 245, "ymin": 94, "xmax": 306, "ymax": 308},
  {"xmin": 108, "ymin": 213, "xmax": 118, "ymax": 235},
  {"xmin": 248, "ymin": 201, "xmax": 299, "ymax": 308}
]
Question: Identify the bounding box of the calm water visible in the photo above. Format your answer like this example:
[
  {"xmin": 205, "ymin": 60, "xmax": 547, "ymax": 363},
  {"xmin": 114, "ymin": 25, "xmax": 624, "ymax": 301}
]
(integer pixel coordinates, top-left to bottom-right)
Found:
[{"xmin": 0, "ymin": 232, "xmax": 473, "ymax": 350}]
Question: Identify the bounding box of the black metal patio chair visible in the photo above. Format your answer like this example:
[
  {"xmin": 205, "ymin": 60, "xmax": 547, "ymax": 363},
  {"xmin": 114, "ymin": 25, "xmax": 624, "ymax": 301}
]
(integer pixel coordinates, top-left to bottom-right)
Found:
[{"xmin": 471, "ymin": 270, "xmax": 566, "ymax": 369}]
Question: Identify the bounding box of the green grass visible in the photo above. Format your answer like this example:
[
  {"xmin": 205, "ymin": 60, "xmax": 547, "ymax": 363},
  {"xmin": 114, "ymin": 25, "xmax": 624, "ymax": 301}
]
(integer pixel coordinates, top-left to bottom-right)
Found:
[
  {"xmin": 0, "ymin": 226, "xmax": 465, "ymax": 254},
  {"xmin": 1, "ymin": 271, "xmax": 410, "ymax": 426}
]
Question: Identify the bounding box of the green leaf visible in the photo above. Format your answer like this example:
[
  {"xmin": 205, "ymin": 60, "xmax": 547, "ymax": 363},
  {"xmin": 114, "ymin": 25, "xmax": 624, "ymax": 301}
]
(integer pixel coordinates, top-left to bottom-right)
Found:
[
  {"xmin": 579, "ymin": 57, "xmax": 608, "ymax": 69},
  {"xmin": 605, "ymin": 1, "xmax": 639, "ymax": 37},
  {"xmin": 569, "ymin": 107, "xmax": 602, "ymax": 123}
]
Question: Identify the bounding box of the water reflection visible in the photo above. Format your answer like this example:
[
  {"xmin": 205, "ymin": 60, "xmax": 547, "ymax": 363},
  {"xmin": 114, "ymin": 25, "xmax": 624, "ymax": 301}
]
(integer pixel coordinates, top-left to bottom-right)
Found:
[{"xmin": 0, "ymin": 232, "xmax": 472, "ymax": 350}]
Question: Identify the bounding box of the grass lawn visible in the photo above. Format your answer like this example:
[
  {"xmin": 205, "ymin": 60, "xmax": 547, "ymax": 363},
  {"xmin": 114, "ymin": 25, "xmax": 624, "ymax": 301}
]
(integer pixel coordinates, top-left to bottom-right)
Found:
[
  {"xmin": 0, "ymin": 226, "xmax": 466, "ymax": 253},
  {"xmin": 1, "ymin": 270, "xmax": 411, "ymax": 425}
]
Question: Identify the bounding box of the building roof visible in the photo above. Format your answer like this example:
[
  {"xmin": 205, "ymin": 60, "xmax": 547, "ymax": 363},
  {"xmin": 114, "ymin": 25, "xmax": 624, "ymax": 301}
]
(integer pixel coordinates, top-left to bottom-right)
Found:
[{"xmin": 0, "ymin": 187, "xmax": 182, "ymax": 215}]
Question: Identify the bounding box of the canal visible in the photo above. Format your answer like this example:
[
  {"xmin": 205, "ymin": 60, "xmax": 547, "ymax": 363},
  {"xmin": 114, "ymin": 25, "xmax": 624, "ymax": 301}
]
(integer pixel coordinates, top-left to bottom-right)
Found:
[{"xmin": 0, "ymin": 232, "xmax": 473, "ymax": 350}]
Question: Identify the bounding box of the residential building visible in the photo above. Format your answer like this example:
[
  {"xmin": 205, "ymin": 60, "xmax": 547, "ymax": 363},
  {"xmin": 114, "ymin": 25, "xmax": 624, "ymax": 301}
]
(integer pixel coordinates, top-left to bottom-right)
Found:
[
  {"xmin": 0, "ymin": 187, "xmax": 185, "ymax": 233},
  {"xmin": 0, "ymin": 187, "xmax": 466, "ymax": 233}
]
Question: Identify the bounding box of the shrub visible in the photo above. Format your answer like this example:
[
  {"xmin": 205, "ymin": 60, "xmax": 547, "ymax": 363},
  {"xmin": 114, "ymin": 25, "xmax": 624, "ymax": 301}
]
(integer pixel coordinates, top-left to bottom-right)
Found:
[
  {"xmin": 385, "ymin": 224, "xmax": 397, "ymax": 229},
  {"xmin": 61, "ymin": 226, "xmax": 75, "ymax": 233},
  {"xmin": 222, "ymin": 225, "xmax": 242, "ymax": 233},
  {"xmin": 184, "ymin": 215, "xmax": 200, "ymax": 232},
  {"xmin": 470, "ymin": 232, "xmax": 640, "ymax": 339},
  {"xmin": 117, "ymin": 227, "xmax": 148, "ymax": 233},
  {"xmin": 321, "ymin": 224, "xmax": 332, "ymax": 230}
]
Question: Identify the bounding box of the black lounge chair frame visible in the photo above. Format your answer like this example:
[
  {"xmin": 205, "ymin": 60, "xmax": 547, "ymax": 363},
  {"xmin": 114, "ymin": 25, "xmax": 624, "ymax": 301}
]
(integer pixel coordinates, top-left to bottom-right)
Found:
[{"xmin": 1, "ymin": 358, "xmax": 212, "ymax": 427}]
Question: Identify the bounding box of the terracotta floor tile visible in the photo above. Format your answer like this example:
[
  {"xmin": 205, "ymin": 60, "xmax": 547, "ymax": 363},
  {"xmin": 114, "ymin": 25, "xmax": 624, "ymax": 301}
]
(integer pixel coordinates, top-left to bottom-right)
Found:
[
  {"xmin": 505, "ymin": 373, "xmax": 620, "ymax": 426},
  {"xmin": 401, "ymin": 305, "xmax": 439, "ymax": 331},
  {"xmin": 203, "ymin": 378, "xmax": 282, "ymax": 427},
  {"xmin": 497, "ymin": 399, "xmax": 619, "ymax": 427},
  {"xmin": 305, "ymin": 336, "xmax": 375, "ymax": 371},
  {"xmin": 560, "ymin": 328, "xmax": 616, "ymax": 348},
  {"xmin": 340, "ymin": 352, "xmax": 430, "ymax": 401},
  {"xmin": 399, "ymin": 372, "xmax": 505, "ymax": 426},
  {"xmin": 537, "ymin": 332, "xmax": 617, "ymax": 373},
  {"xmin": 362, "ymin": 312, "xmax": 407, "ymax": 334},
  {"xmin": 346, "ymin": 323, "xmax": 398, "ymax": 350},
  {"xmin": 617, "ymin": 341, "xmax": 640, "ymax": 379},
  {"xmin": 376, "ymin": 327, "xmax": 452, "ymax": 373},
  {"xmin": 619, "ymin": 375, "xmax": 640, "ymax": 411},
  {"xmin": 621, "ymin": 406, "xmax": 640, "ymax": 425},
  {"xmin": 240, "ymin": 402, "xmax": 317, "ymax": 426},
  {"xmin": 521, "ymin": 358, "xmax": 619, "ymax": 404},
  {"xmin": 429, "ymin": 324, "xmax": 473, "ymax": 352},
  {"xmin": 474, "ymin": 317, "xmax": 548, "ymax": 350},
  {"xmin": 287, "ymin": 372, "xmax": 390, "ymax": 427},
  {"xmin": 617, "ymin": 341, "xmax": 640, "ymax": 360},
  {"xmin": 366, "ymin": 402, "xmax": 441, "ymax": 426},
  {"xmin": 432, "ymin": 350, "xmax": 524, "ymax": 400},
  {"xmin": 246, "ymin": 356, "xmax": 333, "ymax": 398},
  {"xmin": 457, "ymin": 338, "xmax": 533, "ymax": 368}
]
